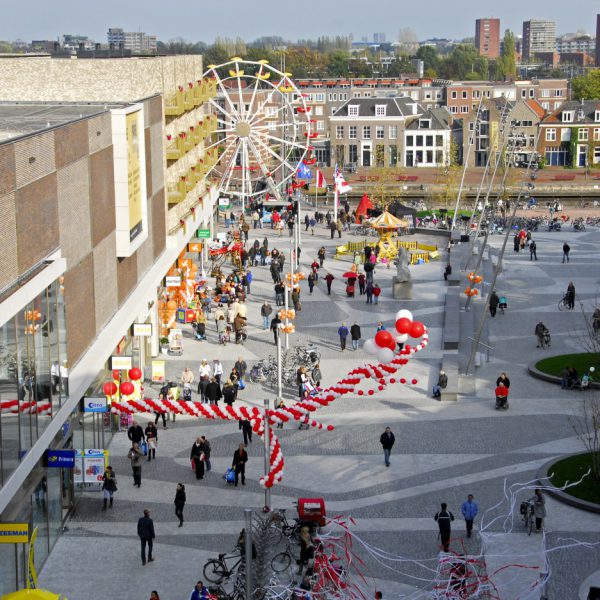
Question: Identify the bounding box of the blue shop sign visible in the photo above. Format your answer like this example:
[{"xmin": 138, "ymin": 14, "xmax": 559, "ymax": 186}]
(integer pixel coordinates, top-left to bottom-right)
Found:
[
  {"xmin": 83, "ymin": 397, "xmax": 108, "ymax": 413},
  {"xmin": 47, "ymin": 449, "xmax": 75, "ymax": 468}
]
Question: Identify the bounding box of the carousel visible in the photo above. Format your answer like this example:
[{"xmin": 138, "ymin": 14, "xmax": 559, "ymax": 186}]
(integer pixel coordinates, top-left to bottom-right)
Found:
[{"xmin": 370, "ymin": 210, "xmax": 410, "ymax": 261}]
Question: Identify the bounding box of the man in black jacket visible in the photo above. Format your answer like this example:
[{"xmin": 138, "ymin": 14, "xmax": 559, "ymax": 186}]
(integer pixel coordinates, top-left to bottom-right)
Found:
[
  {"xmin": 380, "ymin": 427, "xmax": 395, "ymax": 467},
  {"xmin": 137, "ymin": 508, "xmax": 155, "ymax": 565},
  {"xmin": 271, "ymin": 315, "xmax": 282, "ymax": 345},
  {"xmin": 434, "ymin": 503, "xmax": 455, "ymax": 552},
  {"xmin": 128, "ymin": 420, "xmax": 145, "ymax": 444},
  {"xmin": 190, "ymin": 437, "xmax": 205, "ymax": 480},
  {"xmin": 350, "ymin": 322, "xmax": 361, "ymax": 351}
]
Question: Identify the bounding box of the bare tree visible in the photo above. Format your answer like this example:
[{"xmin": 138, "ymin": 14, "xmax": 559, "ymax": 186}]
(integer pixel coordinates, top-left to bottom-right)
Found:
[{"xmin": 570, "ymin": 392, "xmax": 600, "ymax": 481}]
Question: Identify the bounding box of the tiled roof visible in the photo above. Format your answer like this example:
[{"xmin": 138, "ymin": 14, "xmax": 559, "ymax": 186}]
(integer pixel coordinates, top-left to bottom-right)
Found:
[
  {"xmin": 541, "ymin": 99, "xmax": 600, "ymax": 124},
  {"xmin": 333, "ymin": 96, "xmax": 421, "ymax": 118}
]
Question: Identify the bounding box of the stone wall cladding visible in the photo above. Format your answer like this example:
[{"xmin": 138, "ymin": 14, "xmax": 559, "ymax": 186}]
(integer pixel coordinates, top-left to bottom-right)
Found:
[
  {"xmin": 54, "ymin": 120, "xmax": 89, "ymax": 169},
  {"xmin": 88, "ymin": 113, "xmax": 112, "ymax": 154},
  {"xmin": 89, "ymin": 146, "xmax": 116, "ymax": 247},
  {"xmin": 0, "ymin": 192, "xmax": 18, "ymax": 291},
  {"xmin": 0, "ymin": 144, "xmax": 16, "ymax": 196},
  {"xmin": 57, "ymin": 158, "xmax": 92, "ymax": 268},
  {"xmin": 92, "ymin": 231, "xmax": 118, "ymax": 329},
  {"xmin": 14, "ymin": 131, "xmax": 56, "ymax": 188},
  {"xmin": 152, "ymin": 188, "xmax": 166, "ymax": 260}
]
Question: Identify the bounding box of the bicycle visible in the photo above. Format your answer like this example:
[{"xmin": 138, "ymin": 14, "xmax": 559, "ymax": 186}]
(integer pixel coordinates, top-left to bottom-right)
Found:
[
  {"xmin": 208, "ymin": 583, "xmax": 245, "ymax": 600},
  {"xmin": 557, "ymin": 294, "xmax": 569, "ymax": 311},
  {"xmin": 203, "ymin": 551, "xmax": 243, "ymax": 583},
  {"xmin": 269, "ymin": 509, "xmax": 301, "ymax": 544},
  {"xmin": 520, "ymin": 501, "xmax": 535, "ymax": 536},
  {"xmin": 271, "ymin": 543, "xmax": 298, "ymax": 573}
]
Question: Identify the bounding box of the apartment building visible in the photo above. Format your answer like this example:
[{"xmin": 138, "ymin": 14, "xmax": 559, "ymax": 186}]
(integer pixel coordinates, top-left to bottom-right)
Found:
[
  {"xmin": 329, "ymin": 97, "xmax": 422, "ymax": 168},
  {"xmin": 107, "ymin": 27, "xmax": 157, "ymax": 53},
  {"xmin": 556, "ymin": 33, "xmax": 595, "ymax": 55},
  {"xmin": 475, "ymin": 18, "xmax": 501, "ymax": 59},
  {"xmin": 539, "ymin": 100, "xmax": 600, "ymax": 167},
  {"xmin": 522, "ymin": 20, "xmax": 556, "ymax": 62},
  {"xmin": 403, "ymin": 108, "xmax": 453, "ymax": 167}
]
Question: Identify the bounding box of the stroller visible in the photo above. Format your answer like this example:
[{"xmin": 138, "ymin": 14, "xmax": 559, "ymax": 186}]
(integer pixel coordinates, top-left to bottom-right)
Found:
[
  {"xmin": 498, "ymin": 296, "xmax": 507, "ymax": 314},
  {"xmin": 194, "ymin": 322, "xmax": 206, "ymax": 341},
  {"xmin": 182, "ymin": 384, "xmax": 192, "ymax": 401}
]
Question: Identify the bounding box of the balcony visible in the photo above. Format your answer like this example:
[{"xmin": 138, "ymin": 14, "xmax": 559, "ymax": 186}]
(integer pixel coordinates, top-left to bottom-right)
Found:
[
  {"xmin": 166, "ymin": 135, "xmax": 185, "ymax": 161},
  {"xmin": 165, "ymin": 89, "xmax": 185, "ymax": 116},
  {"xmin": 167, "ymin": 179, "xmax": 186, "ymax": 204}
]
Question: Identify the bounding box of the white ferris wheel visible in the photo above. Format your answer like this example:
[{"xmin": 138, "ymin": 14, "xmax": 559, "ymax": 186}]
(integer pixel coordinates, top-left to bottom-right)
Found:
[{"xmin": 203, "ymin": 58, "xmax": 315, "ymax": 206}]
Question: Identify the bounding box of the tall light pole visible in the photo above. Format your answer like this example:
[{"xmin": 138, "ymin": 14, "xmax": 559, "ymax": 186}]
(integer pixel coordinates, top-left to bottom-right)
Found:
[{"xmin": 263, "ymin": 398, "xmax": 271, "ymax": 511}]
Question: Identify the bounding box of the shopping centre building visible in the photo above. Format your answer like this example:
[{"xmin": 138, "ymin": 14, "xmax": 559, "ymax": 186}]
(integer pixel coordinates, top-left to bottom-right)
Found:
[{"xmin": 0, "ymin": 55, "xmax": 218, "ymax": 593}]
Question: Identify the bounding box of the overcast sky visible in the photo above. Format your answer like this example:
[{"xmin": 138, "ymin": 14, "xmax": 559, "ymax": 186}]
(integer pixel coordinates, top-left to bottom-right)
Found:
[{"xmin": 1, "ymin": 0, "xmax": 597, "ymax": 43}]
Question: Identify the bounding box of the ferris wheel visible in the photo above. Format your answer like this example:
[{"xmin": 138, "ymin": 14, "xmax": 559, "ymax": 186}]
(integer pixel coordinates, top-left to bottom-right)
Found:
[{"xmin": 202, "ymin": 58, "xmax": 315, "ymax": 206}]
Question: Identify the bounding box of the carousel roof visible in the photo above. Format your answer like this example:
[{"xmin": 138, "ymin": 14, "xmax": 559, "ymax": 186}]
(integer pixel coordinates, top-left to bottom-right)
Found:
[{"xmin": 370, "ymin": 210, "xmax": 406, "ymax": 229}]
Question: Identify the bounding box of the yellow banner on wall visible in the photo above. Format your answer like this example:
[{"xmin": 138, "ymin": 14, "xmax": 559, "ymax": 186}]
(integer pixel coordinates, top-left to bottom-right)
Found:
[
  {"xmin": 0, "ymin": 522, "xmax": 29, "ymax": 544},
  {"xmin": 126, "ymin": 111, "xmax": 143, "ymax": 242}
]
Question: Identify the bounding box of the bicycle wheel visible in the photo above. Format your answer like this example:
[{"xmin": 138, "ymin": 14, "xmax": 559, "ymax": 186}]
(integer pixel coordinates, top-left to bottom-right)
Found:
[
  {"xmin": 527, "ymin": 515, "xmax": 534, "ymax": 536},
  {"xmin": 558, "ymin": 299, "xmax": 566, "ymax": 311},
  {"xmin": 203, "ymin": 559, "xmax": 227, "ymax": 583},
  {"xmin": 271, "ymin": 551, "xmax": 292, "ymax": 573},
  {"xmin": 268, "ymin": 523, "xmax": 284, "ymax": 545}
]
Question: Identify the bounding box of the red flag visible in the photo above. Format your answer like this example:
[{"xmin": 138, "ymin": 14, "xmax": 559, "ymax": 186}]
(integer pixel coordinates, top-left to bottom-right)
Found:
[{"xmin": 316, "ymin": 170, "xmax": 327, "ymax": 188}]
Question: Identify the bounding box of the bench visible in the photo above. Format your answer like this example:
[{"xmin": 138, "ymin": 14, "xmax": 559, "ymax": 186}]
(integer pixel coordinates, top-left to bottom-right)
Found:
[
  {"xmin": 552, "ymin": 174, "xmax": 575, "ymax": 181},
  {"xmin": 443, "ymin": 287, "xmax": 460, "ymax": 350},
  {"xmin": 440, "ymin": 352, "xmax": 459, "ymax": 401}
]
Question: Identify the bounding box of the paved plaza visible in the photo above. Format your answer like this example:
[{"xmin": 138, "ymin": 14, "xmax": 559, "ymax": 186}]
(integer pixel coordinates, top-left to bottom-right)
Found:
[{"xmin": 39, "ymin": 209, "xmax": 600, "ymax": 599}]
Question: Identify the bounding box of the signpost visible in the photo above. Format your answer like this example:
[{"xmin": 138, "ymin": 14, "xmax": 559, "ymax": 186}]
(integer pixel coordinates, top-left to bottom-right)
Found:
[
  {"xmin": 111, "ymin": 356, "xmax": 132, "ymax": 370},
  {"xmin": 133, "ymin": 323, "xmax": 152, "ymax": 337},
  {"xmin": 196, "ymin": 228, "xmax": 211, "ymax": 239},
  {"xmin": 0, "ymin": 523, "xmax": 29, "ymax": 544},
  {"xmin": 46, "ymin": 449, "xmax": 76, "ymax": 468},
  {"xmin": 83, "ymin": 397, "xmax": 108, "ymax": 413},
  {"xmin": 165, "ymin": 275, "xmax": 182, "ymax": 287}
]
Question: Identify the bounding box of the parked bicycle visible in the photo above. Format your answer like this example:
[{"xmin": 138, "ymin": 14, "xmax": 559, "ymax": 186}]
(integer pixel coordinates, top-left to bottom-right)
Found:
[
  {"xmin": 203, "ymin": 551, "xmax": 243, "ymax": 584},
  {"xmin": 520, "ymin": 501, "xmax": 535, "ymax": 536},
  {"xmin": 269, "ymin": 508, "xmax": 302, "ymax": 544}
]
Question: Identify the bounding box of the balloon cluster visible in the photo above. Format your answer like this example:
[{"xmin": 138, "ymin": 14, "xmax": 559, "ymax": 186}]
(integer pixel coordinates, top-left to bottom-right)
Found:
[
  {"xmin": 363, "ymin": 309, "xmax": 426, "ymax": 364},
  {"xmin": 102, "ymin": 367, "xmax": 143, "ymax": 401},
  {"xmin": 465, "ymin": 271, "xmax": 482, "ymax": 297}
]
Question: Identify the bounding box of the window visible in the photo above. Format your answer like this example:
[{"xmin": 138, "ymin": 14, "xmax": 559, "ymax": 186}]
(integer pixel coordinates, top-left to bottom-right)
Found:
[
  {"xmin": 546, "ymin": 128, "xmax": 557, "ymax": 142},
  {"xmin": 594, "ymin": 146, "xmax": 600, "ymax": 164},
  {"xmin": 268, "ymin": 121, "xmax": 277, "ymax": 131},
  {"xmin": 389, "ymin": 126, "xmax": 398, "ymax": 139},
  {"xmin": 363, "ymin": 92, "xmax": 371, "ymax": 98},
  {"xmin": 348, "ymin": 144, "xmax": 358, "ymax": 163},
  {"xmin": 376, "ymin": 126, "xmax": 385, "ymax": 139},
  {"xmin": 363, "ymin": 126, "xmax": 371, "ymax": 139},
  {"xmin": 595, "ymin": 111, "xmax": 600, "ymax": 123},
  {"xmin": 561, "ymin": 128, "xmax": 571, "ymax": 142},
  {"xmin": 375, "ymin": 105, "xmax": 387, "ymax": 116},
  {"xmin": 348, "ymin": 105, "xmax": 359, "ymax": 116},
  {"xmin": 541, "ymin": 102, "xmax": 549, "ymax": 111},
  {"xmin": 450, "ymin": 106, "xmax": 458, "ymax": 114},
  {"xmin": 315, "ymin": 93, "xmax": 324, "ymax": 102},
  {"xmin": 416, "ymin": 135, "xmax": 424, "ymax": 146},
  {"xmin": 353, "ymin": 92, "xmax": 361, "ymax": 98},
  {"xmin": 336, "ymin": 126, "xmax": 344, "ymax": 139},
  {"xmin": 460, "ymin": 106, "xmax": 469, "ymax": 113},
  {"xmin": 594, "ymin": 128, "xmax": 600, "ymax": 141},
  {"xmin": 529, "ymin": 89, "xmax": 535, "ymax": 98},
  {"xmin": 328, "ymin": 93, "xmax": 337, "ymax": 101},
  {"xmin": 542, "ymin": 89, "xmax": 551, "ymax": 98},
  {"xmin": 376, "ymin": 144, "xmax": 385, "ymax": 167},
  {"xmin": 451, "ymin": 91, "xmax": 457, "ymax": 99},
  {"xmin": 419, "ymin": 119, "xmax": 431, "ymax": 129},
  {"xmin": 436, "ymin": 135, "xmax": 443, "ymax": 147},
  {"xmin": 579, "ymin": 128, "xmax": 589, "ymax": 141},
  {"xmin": 406, "ymin": 135, "xmax": 414, "ymax": 147},
  {"xmin": 425, "ymin": 92, "xmax": 432, "ymax": 99},
  {"xmin": 349, "ymin": 126, "xmax": 357, "ymax": 139},
  {"xmin": 554, "ymin": 89, "xmax": 564, "ymax": 97},
  {"xmin": 473, "ymin": 90, "xmax": 481, "ymax": 99},
  {"xmin": 521, "ymin": 120, "xmax": 533, "ymax": 127},
  {"xmin": 435, "ymin": 150, "xmax": 443, "ymax": 164},
  {"xmin": 340, "ymin": 93, "xmax": 348, "ymax": 101},
  {"xmin": 389, "ymin": 145, "xmax": 398, "ymax": 166},
  {"xmin": 545, "ymin": 150, "xmax": 568, "ymax": 166},
  {"xmin": 426, "ymin": 135, "xmax": 434, "ymax": 147},
  {"xmin": 314, "ymin": 106, "xmax": 324, "ymax": 116},
  {"xmin": 426, "ymin": 150, "xmax": 434, "ymax": 163},
  {"xmin": 562, "ymin": 111, "xmax": 574, "ymax": 123},
  {"xmin": 554, "ymin": 102, "xmax": 561, "ymax": 110},
  {"xmin": 406, "ymin": 150, "xmax": 414, "ymax": 167},
  {"xmin": 462, "ymin": 91, "xmax": 468, "ymax": 99},
  {"xmin": 316, "ymin": 120, "xmax": 324, "ymax": 131},
  {"xmin": 521, "ymin": 89, "xmax": 527, "ymax": 98}
]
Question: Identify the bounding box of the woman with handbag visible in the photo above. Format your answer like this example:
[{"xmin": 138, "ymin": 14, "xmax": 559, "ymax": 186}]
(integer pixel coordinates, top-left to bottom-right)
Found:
[
  {"xmin": 145, "ymin": 422, "xmax": 158, "ymax": 461},
  {"xmin": 232, "ymin": 443, "xmax": 248, "ymax": 486},
  {"xmin": 101, "ymin": 466, "xmax": 117, "ymax": 510},
  {"xmin": 190, "ymin": 437, "xmax": 205, "ymax": 481},
  {"xmin": 174, "ymin": 483, "xmax": 186, "ymax": 527}
]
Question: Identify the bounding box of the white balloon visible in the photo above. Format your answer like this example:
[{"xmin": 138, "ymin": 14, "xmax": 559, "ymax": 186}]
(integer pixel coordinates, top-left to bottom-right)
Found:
[
  {"xmin": 396, "ymin": 333, "xmax": 409, "ymax": 343},
  {"xmin": 377, "ymin": 348, "xmax": 395, "ymax": 364},
  {"xmin": 590, "ymin": 367, "xmax": 596, "ymax": 372},
  {"xmin": 395, "ymin": 309, "xmax": 413, "ymax": 322},
  {"xmin": 364, "ymin": 339, "xmax": 379, "ymax": 355}
]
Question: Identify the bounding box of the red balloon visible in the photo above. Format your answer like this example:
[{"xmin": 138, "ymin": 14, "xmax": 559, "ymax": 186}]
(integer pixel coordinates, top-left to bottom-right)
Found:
[
  {"xmin": 368, "ymin": 390, "xmax": 374, "ymax": 396},
  {"xmin": 390, "ymin": 378, "xmax": 396, "ymax": 384},
  {"xmin": 327, "ymin": 425, "xmax": 335, "ymax": 431},
  {"xmin": 120, "ymin": 381, "xmax": 134, "ymax": 396},
  {"xmin": 103, "ymin": 382, "xmax": 117, "ymax": 396},
  {"xmin": 400, "ymin": 378, "xmax": 407, "ymax": 384},
  {"xmin": 395, "ymin": 318, "xmax": 412, "ymax": 334},
  {"xmin": 375, "ymin": 330, "xmax": 393, "ymax": 348},
  {"xmin": 411, "ymin": 378, "xmax": 418, "ymax": 385},
  {"xmin": 112, "ymin": 369, "xmax": 121, "ymax": 380},
  {"xmin": 378, "ymin": 385, "xmax": 384, "ymax": 391},
  {"xmin": 410, "ymin": 321, "xmax": 425, "ymax": 338},
  {"xmin": 129, "ymin": 367, "xmax": 143, "ymax": 381},
  {"xmin": 358, "ymin": 390, "xmax": 364, "ymax": 396},
  {"xmin": 386, "ymin": 338, "xmax": 397, "ymax": 351}
]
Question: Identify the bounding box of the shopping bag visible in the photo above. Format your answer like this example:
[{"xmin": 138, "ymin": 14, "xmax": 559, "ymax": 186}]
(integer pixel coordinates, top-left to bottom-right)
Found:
[
  {"xmin": 238, "ymin": 379, "xmax": 246, "ymax": 390},
  {"xmin": 191, "ymin": 459, "xmax": 196, "ymax": 471},
  {"xmin": 225, "ymin": 468, "xmax": 235, "ymax": 484},
  {"xmin": 141, "ymin": 442, "xmax": 148, "ymax": 456},
  {"xmin": 200, "ymin": 452, "xmax": 206, "ymax": 462}
]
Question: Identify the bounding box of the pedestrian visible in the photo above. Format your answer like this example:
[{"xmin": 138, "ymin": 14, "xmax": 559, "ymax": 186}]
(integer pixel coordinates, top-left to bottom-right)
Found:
[
  {"xmin": 489, "ymin": 291, "xmax": 499, "ymax": 317},
  {"xmin": 101, "ymin": 466, "xmax": 117, "ymax": 510},
  {"xmin": 528, "ymin": 488, "xmax": 546, "ymax": 532},
  {"xmin": 324, "ymin": 273, "xmax": 335, "ymax": 295},
  {"xmin": 153, "ymin": 402, "xmax": 167, "ymax": 429},
  {"xmin": 245, "ymin": 269, "xmax": 253, "ymax": 294},
  {"xmin": 128, "ymin": 442, "xmax": 143, "ymax": 487},
  {"xmin": 190, "ymin": 437, "xmax": 205, "ymax": 480},
  {"xmin": 318, "ymin": 246, "xmax": 326, "ymax": 267},
  {"xmin": 376, "ymin": 321, "xmax": 385, "ymax": 332},
  {"xmin": 174, "ymin": 483, "xmax": 186, "ymax": 527},
  {"xmin": 566, "ymin": 281, "xmax": 575, "ymax": 310},
  {"xmin": 338, "ymin": 322, "xmax": 349, "ymax": 352},
  {"xmin": 274, "ymin": 280, "xmax": 285, "ymax": 305},
  {"xmin": 444, "ymin": 264, "xmax": 452, "ymax": 281},
  {"xmin": 562, "ymin": 242, "xmax": 570, "ymax": 263},
  {"xmin": 137, "ymin": 508, "xmax": 155, "ymax": 565},
  {"xmin": 198, "ymin": 359, "xmax": 211, "ymax": 401},
  {"xmin": 311, "ymin": 363, "xmax": 322, "ymax": 388},
  {"xmin": 373, "ymin": 282, "xmax": 382, "ymax": 304},
  {"xmin": 181, "ymin": 367, "xmax": 194, "ymax": 390},
  {"xmin": 308, "ymin": 272, "xmax": 316, "ymax": 294},
  {"xmin": 201, "ymin": 435, "xmax": 212, "ymax": 471},
  {"xmin": 432, "ymin": 370, "xmax": 448, "ymax": 400},
  {"xmin": 358, "ymin": 273, "xmax": 366, "ymax": 295},
  {"xmin": 190, "ymin": 582, "xmax": 209, "ymax": 600},
  {"xmin": 234, "ymin": 356, "xmax": 247, "ymax": 386},
  {"xmin": 232, "ymin": 443, "xmax": 248, "ymax": 486},
  {"xmin": 240, "ymin": 419, "xmax": 253, "ymax": 445},
  {"xmin": 222, "ymin": 379, "xmax": 237, "ymax": 405},
  {"xmin": 460, "ymin": 494, "xmax": 478, "ymax": 538},
  {"xmin": 205, "ymin": 377, "xmax": 222, "ymax": 406},
  {"xmin": 366, "ymin": 281, "xmax": 374, "ymax": 304},
  {"xmin": 379, "ymin": 426, "xmax": 395, "ymax": 467},
  {"xmin": 213, "ymin": 359, "xmax": 223, "ymax": 384},
  {"xmin": 145, "ymin": 422, "xmax": 158, "ymax": 461},
  {"xmin": 276, "ymin": 399, "xmax": 286, "ymax": 429},
  {"xmin": 150, "ymin": 591, "xmax": 160, "ymax": 600},
  {"xmin": 529, "ymin": 240, "xmax": 537, "ymax": 261},
  {"xmin": 298, "ymin": 526, "xmax": 315, "ymax": 576},
  {"xmin": 496, "ymin": 372, "xmax": 510, "ymax": 389},
  {"xmin": 329, "ymin": 220, "xmax": 336, "ymax": 239},
  {"xmin": 434, "ymin": 502, "xmax": 455, "ymax": 552},
  {"xmin": 291, "ymin": 286, "xmax": 301, "ymax": 311},
  {"xmin": 350, "ymin": 322, "xmax": 361, "ymax": 350},
  {"xmin": 261, "ymin": 300, "xmax": 272, "ymax": 330},
  {"xmin": 271, "ymin": 314, "xmax": 282, "ymax": 345},
  {"xmin": 336, "ymin": 219, "xmax": 343, "ymax": 238},
  {"xmin": 128, "ymin": 420, "xmax": 145, "ymax": 445}
]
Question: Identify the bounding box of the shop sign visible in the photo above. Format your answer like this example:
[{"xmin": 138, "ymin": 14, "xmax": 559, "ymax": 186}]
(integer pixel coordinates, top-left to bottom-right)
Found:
[
  {"xmin": 74, "ymin": 449, "xmax": 107, "ymax": 484},
  {"xmin": 111, "ymin": 356, "xmax": 132, "ymax": 370},
  {"xmin": 83, "ymin": 397, "xmax": 108, "ymax": 413},
  {"xmin": 166, "ymin": 275, "xmax": 182, "ymax": 287},
  {"xmin": 151, "ymin": 360, "xmax": 165, "ymax": 383},
  {"xmin": 46, "ymin": 449, "xmax": 76, "ymax": 468},
  {"xmin": 218, "ymin": 197, "xmax": 230, "ymax": 206},
  {"xmin": 188, "ymin": 242, "xmax": 203, "ymax": 252},
  {"xmin": 196, "ymin": 228, "xmax": 211, "ymax": 239},
  {"xmin": 0, "ymin": 523, "xmax": 29, "ymax": 544},
  {"xmin": 133, "ymin": 323, "xmax": 153, "ymax": 337}
]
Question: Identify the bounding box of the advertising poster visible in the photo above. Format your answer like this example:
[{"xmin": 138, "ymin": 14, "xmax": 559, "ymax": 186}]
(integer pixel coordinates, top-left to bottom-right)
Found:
[
  {"xmin": 73, "ymin": 450, "xmax": 84, "ymax": 484},
  {"xmin": 152, "ymin": 360, "xmax": 165, "ymax": 383},
  {"xmin": 126, "ymin": 111, "xmax": 143, "ymax": 242},
  {"xmin": 74, "ymin": 449, "xmax": 108, "ymax": 484}
]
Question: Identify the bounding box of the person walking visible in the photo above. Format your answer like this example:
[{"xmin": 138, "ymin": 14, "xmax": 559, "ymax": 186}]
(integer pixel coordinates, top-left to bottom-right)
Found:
[
  {"xmin": 528, "ymin": 488, "xmax": 546, "ymax": 532},
  {"xmin": 190, "ymin": 582, "xmax": 209, "ymax": 600},
  {"xmin": 261, "ymin": 301, "xmax": 272, "ymax": 330},
  {"xmin": 190, "ymin": 437, "xmax": 205, "ymax": 481},
  {"xmin": 372, "ymin": 283, "xmax": 381, "ymax": 304},
  {"xmin": 307, "ymin": 272, "xmax": 316, "ymax": 294},
  {"xmin": 460, "ymin": 494, "xmax": 478, "ymax": 538},
  {"xmin": 128, "ymin": 420, "xmax": 145, "ymax": 446},
  {"xmin": 329, "ymin": 220, "xmax": 336, "ymax": 239},
  {"xmin": 232, "ymin": 443, "xmax": 248, "ymax": 486},
  {"xmin": 562, "ymin": 242, "xmax": 571, "ymax": 263},
  {"xmin": 271, "ymin": 314, "xmax": 282, "ymax": 345},
  {"xmin": 434, "ymin": 503, "xmax": 455, "ymax": 552},
  {"xmin": 174, "ymin": 483, "xmax": 186, "ymax": 527},
  {"xmin": 566, "ymin": 281, "xmax": 576, "ymax": 310},
  {"xmin": 101, "ymin": 466, "xmax": 117, "ymax": 510},
  {"xmin": 205, "ymin": 377, "xmax": 222, "ymax": 405},
  {"xmin": 489, "ymin": 291, "xmax": 500, "ymax": 317},
  {"xmin": 213, "ymin": 359, "xmax": 223, "ymax": 384},
  {"xmin": 234, "ymin": 357, "xmax": 247, "ymax": 387},
  {"xmin": 379, "ymin": 427, "xmax": 395, "ymax": 467},
  {"xmin": 529, "ymin": 240, "xmax": 537, "ymax": 261},
  {"xmin": 324, "ymin": 273, "xmax": 335, "ymax": 295},
  {"xmin": 200, "ymin": 435, "xmax": 212, "ymax": 471},
  {"xmin": 137, "ymin": 508, "xmax": 155, "ymax": 565},
  {"xmin": 318, "ymin": 246, "xmax": 326, "ymax": 268},
  {"xmin": 366, "ymin": 281, "xmax": 374, "ymax": 304},
  {"xmin": 358, "ymin": 273, "xmax": 366, "ymax": 295},
  {"xmin": 145, "ymin": 422, "xmax": 158, "ymax": 461},
  {"xmin": 222, "ymin": 379, "xmax": 237, "ymax": 405},
  {"xmin": 128, "ymin": 443, "xmax": 143, "ymax": 487},
  {"xmin": 241, "ymin": 419, "xmax": 253, "ymax": 445},
  {"xmin": 338, "ymin": 322, "xmax": 349, "ymax": 352},
  {"xmin": 291, "ymin": 287, "xmax": 301, "ymax": 311},
  {"xmin": 350, "ymin": 322, "xmax": 362, "ymax": 351},
  {"xmin": 311, "ymin": 363, "xmax": 322, "ymax": 388}
]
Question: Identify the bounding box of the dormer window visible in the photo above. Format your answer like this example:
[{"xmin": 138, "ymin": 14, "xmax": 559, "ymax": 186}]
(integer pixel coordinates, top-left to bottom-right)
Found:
[
  {"xmin": 419, "ymin": 119, "xmax": 432, "ymax": 129},
  {"xmin": 375, "ymin": 105, "xmax": 387, "ymax": 116},
  {"xmin": 562, "ymin": 110, "xmax": 574, "ymax": 123},
  {"xmin": 596, "ymin": 111, "xmax": 600, "ymax": 123},
  {"xmin": 348, "ymin": 105, "xmax": 359, "ymax": 117}
]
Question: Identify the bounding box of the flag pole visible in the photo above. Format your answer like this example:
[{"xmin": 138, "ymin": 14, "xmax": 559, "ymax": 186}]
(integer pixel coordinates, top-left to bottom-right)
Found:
[{"xmin": 334, "ymin": 178, "xmax": 339, "ymax": 223}]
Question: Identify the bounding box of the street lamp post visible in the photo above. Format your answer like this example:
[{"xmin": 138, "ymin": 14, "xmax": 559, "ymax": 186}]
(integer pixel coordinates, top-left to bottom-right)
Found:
[{"xmin": 263, "ymin": 398, "xmax": 271, "ymax": 511}]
